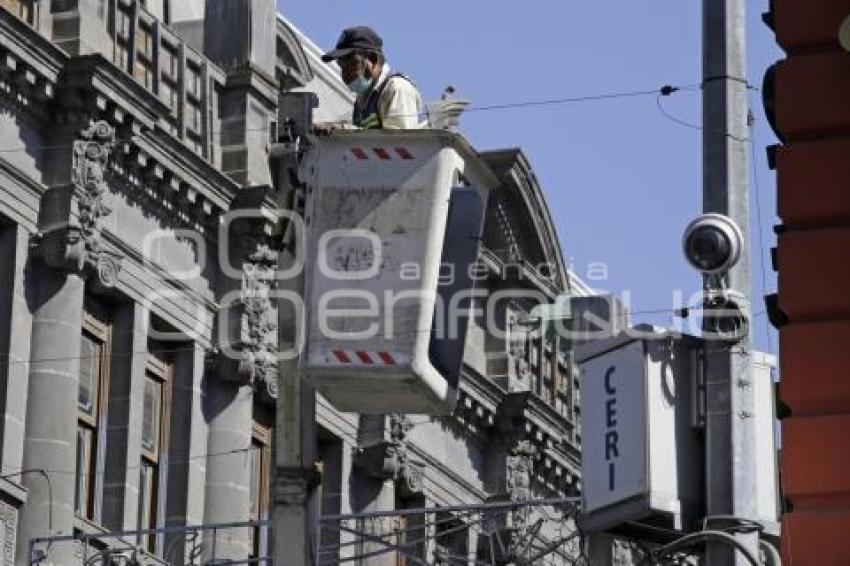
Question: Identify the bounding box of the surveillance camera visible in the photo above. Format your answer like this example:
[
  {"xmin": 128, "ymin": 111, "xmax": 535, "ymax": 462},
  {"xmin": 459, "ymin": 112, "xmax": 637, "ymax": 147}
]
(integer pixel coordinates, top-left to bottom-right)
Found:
[{"xmin": 682, "ymin": 213, "xmax": 743, "ymax": 275}]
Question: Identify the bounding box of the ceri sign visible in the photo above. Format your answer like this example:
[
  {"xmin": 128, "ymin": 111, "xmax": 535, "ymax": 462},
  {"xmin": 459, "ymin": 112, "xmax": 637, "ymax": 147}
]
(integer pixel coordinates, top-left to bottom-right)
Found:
[
  {"xmin": 578, "ymin": 330, "xmax": 779, "ymax": 536},
  {"xmin": 579, "ymin": 339, "xmax": 648, "ymax": 513}
]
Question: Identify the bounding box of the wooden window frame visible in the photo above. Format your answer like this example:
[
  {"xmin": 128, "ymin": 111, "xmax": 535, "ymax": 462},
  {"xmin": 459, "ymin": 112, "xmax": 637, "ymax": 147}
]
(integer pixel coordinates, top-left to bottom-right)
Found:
[
  {"xmin": 250, "ymin": 416, "xmax": 272, "ymax": 559},
  {"xmin": 76, "ymin": 313, "xmax": 112, "ymax": 522},
  {"xmin": 137, "ymin": 352, "xmax": 172, "ymax": 553}
]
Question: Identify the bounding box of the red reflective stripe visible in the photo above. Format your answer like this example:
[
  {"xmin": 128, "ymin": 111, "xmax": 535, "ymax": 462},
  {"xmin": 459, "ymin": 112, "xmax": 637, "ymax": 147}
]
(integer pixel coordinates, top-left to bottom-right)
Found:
[
  {"xmin": 333, "ymin": 350, "xmax": 351, "ymax": 364},
  {"xmin": 351, "ymin": 148, "xmax": 369, "ymax": 160},
  {"xmin": 373, "ymin": 148, "xmax": 391, "ymax": 160},
  {"xmin": 356, "ymin": 351, "xmax": 373, "ymax": 364},
  {"xmin": 395, "ymin": 147, "xmax": 414, "ymax": 160},
  {"xmin": 378, "ymin": 352, "xmax": 396, "ymax": 365}
]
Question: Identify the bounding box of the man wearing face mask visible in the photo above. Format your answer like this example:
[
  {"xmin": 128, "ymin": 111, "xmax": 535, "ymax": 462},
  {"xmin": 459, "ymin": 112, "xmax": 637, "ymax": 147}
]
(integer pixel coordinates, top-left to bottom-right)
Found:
[{"xmin": 321, "ymin": 26, "xmax": 427, "ymax": 130}]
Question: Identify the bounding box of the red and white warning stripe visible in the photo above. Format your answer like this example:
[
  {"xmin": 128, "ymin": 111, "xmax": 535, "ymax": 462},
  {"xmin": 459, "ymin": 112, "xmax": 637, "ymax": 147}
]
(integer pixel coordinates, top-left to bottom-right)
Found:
[
  {"xmin": 350, "ymin": 147, "xmax": 415, "ymax": 161},
  {"xmin": 329, "ymin": 349, "xmax": 404, "ymax": 366}
]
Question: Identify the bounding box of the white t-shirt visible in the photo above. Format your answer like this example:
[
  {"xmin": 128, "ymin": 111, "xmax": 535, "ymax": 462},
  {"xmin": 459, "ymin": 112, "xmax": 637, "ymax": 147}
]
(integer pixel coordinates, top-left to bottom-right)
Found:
[{"xmin": 359, "ymin": 64, "xmax": 427, "ymax": 129}]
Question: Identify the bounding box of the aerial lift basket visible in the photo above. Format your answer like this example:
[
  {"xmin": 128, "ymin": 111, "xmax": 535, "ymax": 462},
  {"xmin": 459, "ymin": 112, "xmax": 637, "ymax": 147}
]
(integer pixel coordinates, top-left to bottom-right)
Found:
[{"xmin": 299, "ymin": 130, "xmax": 497, "ymax": 414}]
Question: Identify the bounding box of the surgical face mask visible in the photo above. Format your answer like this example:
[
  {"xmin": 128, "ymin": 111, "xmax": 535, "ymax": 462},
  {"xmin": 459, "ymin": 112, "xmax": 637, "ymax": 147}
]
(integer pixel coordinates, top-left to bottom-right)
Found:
[{"xmin": 347, "ymin": 75, "xmax": 373, "ymax": 95}]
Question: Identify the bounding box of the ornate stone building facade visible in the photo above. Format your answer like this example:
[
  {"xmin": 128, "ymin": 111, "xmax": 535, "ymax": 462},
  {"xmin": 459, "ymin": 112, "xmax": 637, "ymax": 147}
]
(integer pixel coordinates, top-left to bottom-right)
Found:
[{"xmin": 0, "ymin": 1, "xmax": 589, "ymax": 564}]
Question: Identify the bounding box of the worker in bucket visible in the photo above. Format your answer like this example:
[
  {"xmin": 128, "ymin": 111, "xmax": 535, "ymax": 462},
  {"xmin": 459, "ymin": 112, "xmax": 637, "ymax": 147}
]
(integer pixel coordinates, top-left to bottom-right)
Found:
[{"xmin": 321, "ymin": 26, "xmax": 427, "ymax": 130}]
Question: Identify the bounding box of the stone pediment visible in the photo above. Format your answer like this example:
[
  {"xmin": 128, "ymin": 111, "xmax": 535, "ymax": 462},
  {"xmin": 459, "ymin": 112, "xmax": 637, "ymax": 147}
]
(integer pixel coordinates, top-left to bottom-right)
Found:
[
  {"xmin": 276, "ymin": 18, "xmax": 313, "ymax": 89},
  {"xmin": 480, "ymin": 149, "xmax": 569, "ymax": 291}
]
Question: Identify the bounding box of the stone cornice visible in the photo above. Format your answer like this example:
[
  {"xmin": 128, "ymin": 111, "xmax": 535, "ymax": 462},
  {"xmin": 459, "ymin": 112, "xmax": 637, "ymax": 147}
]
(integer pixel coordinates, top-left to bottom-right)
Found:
[
  {"xmin": 63, "ymin": 54, "xmax": 166, "ymax": 131},
  {"xmin": 455, "ymin": 367, "xmax": 502, "ymax": 433},
  {"xmin": 132, "ymin": 128, "xmax": 240, "ymax": 228},
  {"xmin": 457, "ymin": 366, "xmax": 580, "ymax": 492},
  {"xmin": 406, "ymin": 442, "xmax": 489, "ymax": 504},
  {"xmin": 222, "ymin": 63, "xmax": 280, "ymax": 110},
  {"xmin": 61, "ymin": 55, "xmax": 239, "ymax": 235},
  {"xmin": 0, "ymin": 154, "xmax": 43, "ymax": 192},
  {"xmin": 0, "ymin": 10, "xmax": 63, "ymax": 124},
  {"xmin": 498, "ymin": 391, "xmax": 580, "ymax": 490},
  {"xmin": 0, "ymin": 20, "xmax": 241, "ymax": 239},
  {"xmin": 100, "ymin": 229, "xmax": 219, "ymax": 316},
  {"xmin": 0, "ymin": 9, "xmax": 65, "ymax": 81},
  {"xmin": 480, "ymin": 246, "xmax": 562, "ymax": 300}
]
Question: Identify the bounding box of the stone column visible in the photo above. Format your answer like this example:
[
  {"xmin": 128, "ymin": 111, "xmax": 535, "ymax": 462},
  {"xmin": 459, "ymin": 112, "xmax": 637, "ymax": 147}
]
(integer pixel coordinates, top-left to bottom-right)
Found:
[
  {"xmin": 0, "ymin": 225, "xmax": 34, "ymax": 477},
  {"xmin": 203, "ymin": 0, "xmax": 278, "ymax": 186},
  {"xmin": 16, "ymin": 265, "xmax": 85, "ymax": 565},
  {"xmin": 351, "ymin": 415, "xmax": 418, "ymax": 566},
  {"xmin": 101, "ymin": 303, "xmax": 148, "ymax": 531},
  {"xmin": 163, "ymin": 343, "xmax": 210, "ymax": 564},
  {"xmin": 201, "ymin": 379, "xmax": 254, "ymax": 561},
  {"xmin": 202, "ymin": 186, "xmax": 281, "ymax": 561},
  {"xmin": 17, "ymin": 121, "xmax": 119, "ymax": 565}
]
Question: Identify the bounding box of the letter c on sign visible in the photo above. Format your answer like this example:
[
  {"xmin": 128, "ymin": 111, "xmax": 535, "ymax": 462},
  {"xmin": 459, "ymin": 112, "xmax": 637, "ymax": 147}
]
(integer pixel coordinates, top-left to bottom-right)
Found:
[{"xmin": 604, "ymin": 366, "xmax": 616, "ymax": 395}]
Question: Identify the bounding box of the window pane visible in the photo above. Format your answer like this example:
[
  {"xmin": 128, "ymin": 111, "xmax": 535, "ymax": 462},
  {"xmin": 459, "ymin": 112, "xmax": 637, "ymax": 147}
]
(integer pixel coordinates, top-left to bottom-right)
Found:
[
  {"xmin": 138, "ymin": 462, "xmax": 156, "ymax": 551},
  {"xmin": 74, "ymin": 426, "xmax": 93, "ymax": 518},
  {"xmin": 142, "ymin": 376, "xmax": 161, "ymax": 455},
  {"xmin": 78, "ymin": 335, "xmax": 100, "ymax": 417},
  {"xmin": 249, "ymin": 445, "xmax": 259, "ymax": 520}
]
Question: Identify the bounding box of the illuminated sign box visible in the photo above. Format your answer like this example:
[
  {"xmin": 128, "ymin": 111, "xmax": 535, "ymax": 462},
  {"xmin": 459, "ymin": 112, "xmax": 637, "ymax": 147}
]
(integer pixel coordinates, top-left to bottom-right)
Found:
[
  {"xmin": 577, "ymin": 330, "xmax": 780, "ymax": 537},
  {"xmin": 577, "ymin": 331, "xmax": 704, "ymax": 534}
]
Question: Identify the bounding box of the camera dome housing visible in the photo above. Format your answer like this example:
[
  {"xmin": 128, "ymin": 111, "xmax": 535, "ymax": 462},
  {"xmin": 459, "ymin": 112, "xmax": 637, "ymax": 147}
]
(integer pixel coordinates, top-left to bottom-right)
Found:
[
  {"xmin": 682, "ymin": 213, "xmax": 743, "ymax": 275},
  {"xmin": 840, "ymin": 14, "xmax": 850, "ymax": 52}
]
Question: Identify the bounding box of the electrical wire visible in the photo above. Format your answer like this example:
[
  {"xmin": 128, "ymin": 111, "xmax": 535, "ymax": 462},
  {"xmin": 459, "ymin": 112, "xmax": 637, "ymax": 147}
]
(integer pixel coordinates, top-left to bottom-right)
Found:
[
  {"xmin": 0, "ymin": 84, "xmax": 702, "ymax": 156},
  {"xmin": 645, "ymin": 530, "xmax": 761, "ymax": 566},
  {"xmin": 747, "ymin": 100, "xmax": 775, "ymax": 356},
  {"xmin": 0, "ymin": 445, "xmax": 259, "ymax": 480},
  {"xmin": 655, "ymin": 92, "xmax": 750, "ymax": 143},
  {"xmin": 461, "ymin": 85, "xmax": 699, "ymax": 114}
]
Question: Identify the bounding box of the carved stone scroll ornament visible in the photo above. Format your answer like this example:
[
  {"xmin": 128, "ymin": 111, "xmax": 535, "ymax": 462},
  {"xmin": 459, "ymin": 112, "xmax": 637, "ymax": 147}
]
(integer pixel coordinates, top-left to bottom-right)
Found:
[
  {"xmin": 354, "ymin": 415, "xmax": 424, "ymax": 495},
  {"xmin": 37, "ymin": 121, "xmax": 122, "ymax": 287},
  {"xmin": 238, "ymin": 243, "xmax": 280, "ymax": 403}
]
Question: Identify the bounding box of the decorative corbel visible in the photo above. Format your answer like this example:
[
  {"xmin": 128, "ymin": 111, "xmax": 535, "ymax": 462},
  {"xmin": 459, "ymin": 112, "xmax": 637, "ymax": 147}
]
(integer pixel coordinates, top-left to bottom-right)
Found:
[
  {"xmin": 213, "ymin": 186, "xmax": 281, "ymax": 404},
  {"xmin": 34, "ymin": 120, "xmax": 122, "ymax": 288},
  {"xmin": 503, "ymin": 439, "xmax": 537, "ymax": 559},
  {"xmin": 238, "ymin": 241, "xmax": 280, "ymax": 403},
  {"xmin": 354, "ymin": 414, "xmax": 422, "ymax": 493}
]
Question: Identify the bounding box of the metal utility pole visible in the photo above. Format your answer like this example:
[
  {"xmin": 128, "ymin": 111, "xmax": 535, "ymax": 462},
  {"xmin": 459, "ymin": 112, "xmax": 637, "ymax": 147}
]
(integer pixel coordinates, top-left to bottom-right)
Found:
[{"xmin": 702, "ymin": 1, "xmax": 759, "ymax": 564}]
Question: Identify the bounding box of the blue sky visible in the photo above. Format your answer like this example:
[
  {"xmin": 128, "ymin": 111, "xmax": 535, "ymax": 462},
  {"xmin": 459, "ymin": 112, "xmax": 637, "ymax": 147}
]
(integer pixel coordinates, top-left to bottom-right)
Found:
[{"xmin": 279, "ymin": 1, "xmax": 783, "ymax": 354}]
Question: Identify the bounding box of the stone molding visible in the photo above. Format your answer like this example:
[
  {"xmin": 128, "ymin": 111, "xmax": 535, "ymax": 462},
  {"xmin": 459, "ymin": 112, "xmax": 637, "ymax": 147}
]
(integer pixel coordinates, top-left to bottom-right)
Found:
[{"xmin": 498, "ymin": 391, "xmax": 580, "ymax": 494}]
